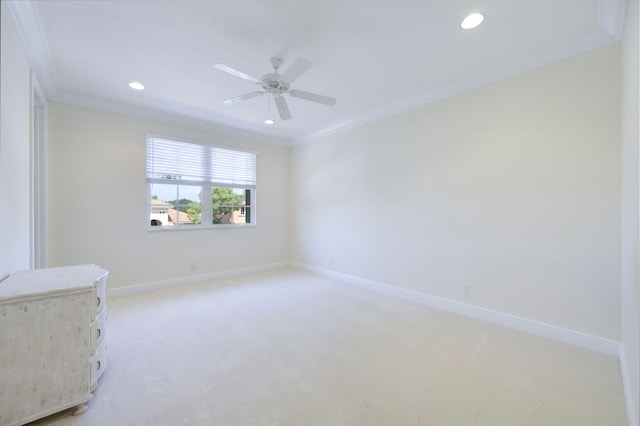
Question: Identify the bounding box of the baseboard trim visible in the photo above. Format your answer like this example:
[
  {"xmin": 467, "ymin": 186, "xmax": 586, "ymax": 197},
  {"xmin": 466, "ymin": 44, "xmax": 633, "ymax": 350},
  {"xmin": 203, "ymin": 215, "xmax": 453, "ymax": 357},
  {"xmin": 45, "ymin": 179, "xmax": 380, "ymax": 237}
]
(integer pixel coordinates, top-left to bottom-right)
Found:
[
  {"xmin": 108, "ymin": 261, "xmax": 633, "ymax": 423},
  {"xmin": 107, "ymin": 261, "xmax": 290, "ymax": 298},
  {"xmin": 619, "ymin": 346, "xmax": 639, "ymax": 426},
  {"xmin": 291, "ymin": 262, "xmax": 620, "ymax": 356}
]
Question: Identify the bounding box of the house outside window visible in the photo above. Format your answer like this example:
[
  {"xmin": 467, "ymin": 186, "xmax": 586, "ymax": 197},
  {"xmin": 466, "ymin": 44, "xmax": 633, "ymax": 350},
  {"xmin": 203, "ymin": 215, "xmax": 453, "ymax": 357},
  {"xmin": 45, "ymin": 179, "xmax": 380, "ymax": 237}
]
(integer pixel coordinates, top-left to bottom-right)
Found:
[{"xmin": 146, "ymin": 135, "xmax": 256, "ymax": 229}]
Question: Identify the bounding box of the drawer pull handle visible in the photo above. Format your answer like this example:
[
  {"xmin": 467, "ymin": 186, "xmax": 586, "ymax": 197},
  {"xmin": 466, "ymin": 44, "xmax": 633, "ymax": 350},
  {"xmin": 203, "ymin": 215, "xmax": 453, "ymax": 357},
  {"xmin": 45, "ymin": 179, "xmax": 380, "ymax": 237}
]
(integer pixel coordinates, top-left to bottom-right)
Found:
[
  {"xmin": 97, "ymin": 297, "xmax": 101, "ymax": 307},
  {"xmin": 97, "ymin": 328, "xmax": 101, "ymax": 338},
  {"xmin": 97, "ymin": 360, "xmax": 101, "ymax": 371}
]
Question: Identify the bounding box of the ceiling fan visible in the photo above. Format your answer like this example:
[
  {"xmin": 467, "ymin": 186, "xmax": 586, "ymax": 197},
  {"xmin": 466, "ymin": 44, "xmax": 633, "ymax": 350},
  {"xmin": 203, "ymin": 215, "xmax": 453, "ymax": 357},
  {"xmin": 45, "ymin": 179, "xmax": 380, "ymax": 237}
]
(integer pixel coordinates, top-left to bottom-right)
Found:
[{"xmin": 213, "ymin": 56, "xmax": 336, "ymax": 121}]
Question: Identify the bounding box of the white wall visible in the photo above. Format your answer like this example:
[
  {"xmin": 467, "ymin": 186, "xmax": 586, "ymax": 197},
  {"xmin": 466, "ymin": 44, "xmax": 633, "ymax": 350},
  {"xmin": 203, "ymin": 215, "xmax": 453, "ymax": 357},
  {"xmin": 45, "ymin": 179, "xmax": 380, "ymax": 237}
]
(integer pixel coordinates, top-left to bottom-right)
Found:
[
  {"xmin": 621, "ymin": 0, "xmax": 639, "ymax": 423},
  {"xmin": 291, "ymin": 44, "xmax": 622, "ymax": 341},
  {"xmin": 0, "ymin": 2, "xmax": 34, "ymax": 279},
  {"xmin": 47, "ymin": 102, "xmax": 290, "ymax": 289}
]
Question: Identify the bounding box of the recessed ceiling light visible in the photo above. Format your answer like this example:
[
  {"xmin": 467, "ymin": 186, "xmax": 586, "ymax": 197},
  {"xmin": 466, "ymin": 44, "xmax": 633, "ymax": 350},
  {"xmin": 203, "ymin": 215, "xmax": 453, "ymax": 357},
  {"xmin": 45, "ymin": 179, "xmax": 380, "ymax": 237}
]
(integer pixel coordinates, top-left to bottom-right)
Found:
[
  {"xmin": 264, "ymin": 119, "xmax": 275, "ymax": 125},
  {"xmin": 128, "ymin": 81, "xmax": 144, "ymax": 90},
  {"xmin": 460, "ymin": 13, "xmax": 484, "ymax": 30}
]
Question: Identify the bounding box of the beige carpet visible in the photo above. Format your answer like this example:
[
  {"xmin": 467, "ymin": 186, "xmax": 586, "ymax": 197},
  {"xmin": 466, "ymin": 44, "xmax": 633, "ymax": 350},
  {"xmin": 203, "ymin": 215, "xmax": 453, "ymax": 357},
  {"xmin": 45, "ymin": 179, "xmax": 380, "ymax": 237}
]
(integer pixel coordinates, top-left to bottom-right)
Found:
[{"xmin": 30, "ymin": 268, "xmax": 627, "ymax": 425}]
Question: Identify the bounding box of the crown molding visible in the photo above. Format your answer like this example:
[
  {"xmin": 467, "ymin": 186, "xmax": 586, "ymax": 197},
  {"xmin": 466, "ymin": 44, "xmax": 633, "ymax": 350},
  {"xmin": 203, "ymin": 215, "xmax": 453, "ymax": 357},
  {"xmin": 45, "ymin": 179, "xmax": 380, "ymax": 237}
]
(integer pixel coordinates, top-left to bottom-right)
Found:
[
  {"xmin": 600, "ymin": 0, "xmax": 629, "ymax": 38},
  {"xmin": 295, "ymin": 0, "xmax": 628, "ymax": 145},
  {"xmin": 7, "ymin": 0, "xmax": 58, "ymax": 96},
  {"xmin": 9, "ymin": 0, "xmax": 627, "ymax": 147},
  {"xmin": 7, "ymin": 0, "xmax": 291, "ymax": 146},
  {"xmin": 50, "ymin": 91, "xmax": 291, "ymax": 148},
  {"xmin": 295, "ymin": 24, "xmax": 622, "ymax": 145}
]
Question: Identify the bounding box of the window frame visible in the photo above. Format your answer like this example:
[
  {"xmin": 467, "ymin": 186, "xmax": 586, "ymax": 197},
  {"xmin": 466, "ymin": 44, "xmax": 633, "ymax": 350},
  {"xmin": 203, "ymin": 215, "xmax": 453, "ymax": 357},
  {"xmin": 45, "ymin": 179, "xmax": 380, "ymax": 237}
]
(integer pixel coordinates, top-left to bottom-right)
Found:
[{"xmin": 146, "ymin": 134, "xmax": 256, "ymax": 231}]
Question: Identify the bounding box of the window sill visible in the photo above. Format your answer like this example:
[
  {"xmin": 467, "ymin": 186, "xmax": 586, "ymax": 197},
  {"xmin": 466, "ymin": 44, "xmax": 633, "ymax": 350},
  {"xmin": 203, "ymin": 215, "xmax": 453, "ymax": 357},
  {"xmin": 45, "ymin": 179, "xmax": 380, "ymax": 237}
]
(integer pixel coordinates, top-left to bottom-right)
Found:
[{"xmin": 147, "ymin": 223, "xmax": 256, "ymax": 232}]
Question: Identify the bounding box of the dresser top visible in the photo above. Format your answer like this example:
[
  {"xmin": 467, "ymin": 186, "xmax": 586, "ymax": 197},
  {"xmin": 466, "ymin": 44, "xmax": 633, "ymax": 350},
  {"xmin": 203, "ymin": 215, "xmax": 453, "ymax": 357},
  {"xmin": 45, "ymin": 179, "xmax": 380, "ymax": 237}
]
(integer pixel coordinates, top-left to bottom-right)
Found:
[{"xmin": 0, "ymin": 264, "xmax": 108, "ymax": 300}]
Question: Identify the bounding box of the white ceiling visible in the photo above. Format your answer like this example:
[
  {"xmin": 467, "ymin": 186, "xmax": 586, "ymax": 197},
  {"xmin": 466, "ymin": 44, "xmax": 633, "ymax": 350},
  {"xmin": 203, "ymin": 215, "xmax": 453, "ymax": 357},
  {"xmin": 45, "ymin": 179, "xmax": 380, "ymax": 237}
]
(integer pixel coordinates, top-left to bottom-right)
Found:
[{"xmin": 8, "ymin": 0, "xmax": 626, "ymax": 145}]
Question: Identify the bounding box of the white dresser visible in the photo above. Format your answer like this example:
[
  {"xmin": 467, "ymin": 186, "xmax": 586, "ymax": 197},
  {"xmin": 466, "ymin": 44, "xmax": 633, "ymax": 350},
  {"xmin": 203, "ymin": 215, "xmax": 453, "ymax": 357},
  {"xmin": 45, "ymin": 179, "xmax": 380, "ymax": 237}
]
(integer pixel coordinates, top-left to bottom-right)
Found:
[{"xmin": 0, "ymin": 264, "xmax": 108, "ymax": 426}]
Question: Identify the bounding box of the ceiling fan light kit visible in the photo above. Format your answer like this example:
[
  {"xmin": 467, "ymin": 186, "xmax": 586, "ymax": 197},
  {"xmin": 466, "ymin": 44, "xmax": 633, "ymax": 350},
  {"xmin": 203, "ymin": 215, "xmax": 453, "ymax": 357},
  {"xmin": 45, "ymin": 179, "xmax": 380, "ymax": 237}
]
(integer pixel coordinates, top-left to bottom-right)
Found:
[{"xmin": 214, "ymin": 56, "xmax": 337, "ymax": 121}]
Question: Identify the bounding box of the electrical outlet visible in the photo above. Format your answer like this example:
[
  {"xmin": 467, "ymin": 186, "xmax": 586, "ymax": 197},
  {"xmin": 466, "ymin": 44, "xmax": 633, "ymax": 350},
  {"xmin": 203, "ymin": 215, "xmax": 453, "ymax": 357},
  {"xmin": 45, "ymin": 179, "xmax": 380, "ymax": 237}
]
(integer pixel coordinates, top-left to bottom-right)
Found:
[{"xmin": 190, "ymin": 262, "xmax": 197, "ymax": 271}]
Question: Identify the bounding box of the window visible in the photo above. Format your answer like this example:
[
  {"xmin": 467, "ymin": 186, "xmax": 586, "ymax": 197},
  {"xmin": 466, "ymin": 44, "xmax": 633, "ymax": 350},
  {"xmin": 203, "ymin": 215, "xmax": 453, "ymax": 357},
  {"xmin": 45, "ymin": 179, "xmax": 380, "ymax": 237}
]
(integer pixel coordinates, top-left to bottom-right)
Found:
[{"xmin": 146, "ymin": 135, "xmax": 256, "ymax": 229}]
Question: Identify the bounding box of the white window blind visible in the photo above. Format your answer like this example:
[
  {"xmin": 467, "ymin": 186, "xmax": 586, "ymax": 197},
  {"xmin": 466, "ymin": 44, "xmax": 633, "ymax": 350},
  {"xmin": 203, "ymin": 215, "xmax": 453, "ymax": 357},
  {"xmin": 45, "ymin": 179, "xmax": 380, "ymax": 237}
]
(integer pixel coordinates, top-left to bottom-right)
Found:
[{"xmin": 146, "ymin": 136, "xmax": 256, "ymax": 187}]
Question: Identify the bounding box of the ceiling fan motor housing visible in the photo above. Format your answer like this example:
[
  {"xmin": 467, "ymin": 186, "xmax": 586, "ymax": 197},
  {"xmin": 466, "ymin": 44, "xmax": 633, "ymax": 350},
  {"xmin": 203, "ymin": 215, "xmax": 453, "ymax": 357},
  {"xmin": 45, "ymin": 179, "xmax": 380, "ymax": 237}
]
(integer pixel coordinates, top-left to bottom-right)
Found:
[{"xmin": 262, "ymin": 73, "xmax": 289, "ymax": 95}]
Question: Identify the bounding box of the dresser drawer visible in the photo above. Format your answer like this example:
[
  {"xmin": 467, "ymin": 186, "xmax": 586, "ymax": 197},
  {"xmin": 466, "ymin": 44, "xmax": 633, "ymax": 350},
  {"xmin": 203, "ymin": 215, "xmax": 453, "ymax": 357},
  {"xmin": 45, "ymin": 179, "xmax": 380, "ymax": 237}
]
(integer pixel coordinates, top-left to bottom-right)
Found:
[
  {"xmin": 90, "ymin": 340, "xmax": 107, "ymax": 390},
  {"xmin": 92, "ymin": 277, "xmax": 107, "ymax": 316},
  {"xmin": 90, "ymin": 309, "xmax": 107, "ymax": 350}
]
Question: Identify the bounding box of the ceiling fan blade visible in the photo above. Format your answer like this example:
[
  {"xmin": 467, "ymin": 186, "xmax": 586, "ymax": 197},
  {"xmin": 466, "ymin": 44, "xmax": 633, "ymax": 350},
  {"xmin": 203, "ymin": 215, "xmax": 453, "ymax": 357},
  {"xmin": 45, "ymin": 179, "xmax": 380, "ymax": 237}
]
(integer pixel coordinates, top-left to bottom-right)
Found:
[
  {"xmin": 274, "ymin": 96, "xmax": 292, "ymax": 120},
  {"xmin": 222, "ymin": 91, "xmax": 266, "ymax": 105},
  {"xmin": 289, "ymin": 89, "xmax": 337, "ymax": 106},
  {"xmin": 213, "ymin": 64, "xmax": 262, "ymax": 84},
  {"xmin": 279, "ymin": 57, "xmax": 312, "ymax": 84}
]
